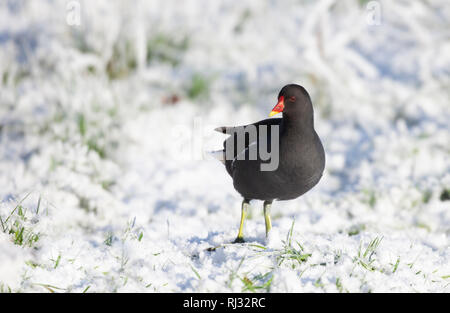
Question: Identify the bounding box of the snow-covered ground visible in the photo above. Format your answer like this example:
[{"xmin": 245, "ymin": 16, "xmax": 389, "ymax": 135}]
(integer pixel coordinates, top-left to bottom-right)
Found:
[{"xmin": 0, "ymin": 0, "xmax": 449, "ymax": 292}]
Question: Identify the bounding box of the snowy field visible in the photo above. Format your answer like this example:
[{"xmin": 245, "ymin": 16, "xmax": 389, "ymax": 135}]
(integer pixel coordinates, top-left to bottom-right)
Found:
[{"xmin": 0, "ymin": 0, "xmax": 449, "ymax": 293}]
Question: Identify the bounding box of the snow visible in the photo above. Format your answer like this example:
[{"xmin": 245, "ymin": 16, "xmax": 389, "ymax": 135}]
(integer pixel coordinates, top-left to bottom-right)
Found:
[{"xmin": 0, "ymin": 0, "xmax": 449, "ymax": 293}]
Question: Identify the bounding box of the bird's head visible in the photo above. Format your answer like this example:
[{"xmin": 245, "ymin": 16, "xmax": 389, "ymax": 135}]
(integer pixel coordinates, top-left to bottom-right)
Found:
[{"xmin": 269, "ymin": 84, "xmax": 313, "ymax": 119}]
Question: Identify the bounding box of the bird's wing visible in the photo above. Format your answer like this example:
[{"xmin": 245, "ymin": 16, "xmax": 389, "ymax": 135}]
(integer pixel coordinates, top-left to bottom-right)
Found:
[
  {"xmin": 214, "ymin": 118, "xmax": 282, "ymax": 176},
  {"xmin": 214, "ymin": 118, "xmax": 282, "ymax": 135}
]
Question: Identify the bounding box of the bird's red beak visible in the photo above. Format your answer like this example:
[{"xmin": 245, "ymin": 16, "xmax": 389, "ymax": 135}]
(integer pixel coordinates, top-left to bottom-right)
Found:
[{"xmin": 269, "ymin": 96, "xmax": 284, "ymax": 117}]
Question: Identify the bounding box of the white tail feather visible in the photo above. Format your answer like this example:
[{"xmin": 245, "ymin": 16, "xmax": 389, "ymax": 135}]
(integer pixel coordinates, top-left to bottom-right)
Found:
[{"xmin": 208, "ymin": 150, "xmax": 225, "ymax": 164}]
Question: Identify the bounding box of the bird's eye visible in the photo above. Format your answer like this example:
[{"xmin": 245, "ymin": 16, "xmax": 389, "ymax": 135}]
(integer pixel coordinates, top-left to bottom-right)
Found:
[{"xmin": 288, "ymin": 96, "xmax": 296, "ymax": 102}]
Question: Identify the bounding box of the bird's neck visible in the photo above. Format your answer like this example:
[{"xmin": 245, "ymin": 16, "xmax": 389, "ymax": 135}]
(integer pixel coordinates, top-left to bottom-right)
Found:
[{"xmin": 282, "ymin": 113, "xmax": 314, "ymax": 137}]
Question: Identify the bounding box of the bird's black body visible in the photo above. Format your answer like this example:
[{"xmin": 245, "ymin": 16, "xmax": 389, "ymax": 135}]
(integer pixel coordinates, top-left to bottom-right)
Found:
[{"xmin": 216, "ymin": 84, "xmax": 325, "ymax": 201}]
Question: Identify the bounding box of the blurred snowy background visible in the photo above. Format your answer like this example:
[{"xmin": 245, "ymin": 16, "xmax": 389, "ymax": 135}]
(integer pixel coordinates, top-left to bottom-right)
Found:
[{"xmin": 0, "ymin": 0, "xmax": 449, "ymax": 292}]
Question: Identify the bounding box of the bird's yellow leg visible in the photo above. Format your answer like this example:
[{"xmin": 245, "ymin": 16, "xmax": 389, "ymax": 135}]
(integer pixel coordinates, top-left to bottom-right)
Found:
[
  {"xmin": 234, "ymin": 199, "xmax": 250, "ymax": 243},
  {"xmin": 264, "ymin": 200, "xmax": 272, "ymax": 238}
]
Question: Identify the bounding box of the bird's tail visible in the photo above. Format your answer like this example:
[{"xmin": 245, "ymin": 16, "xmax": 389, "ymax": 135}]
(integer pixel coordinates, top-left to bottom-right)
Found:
[
  {"xmin": 208, "ymin": 149, "xmax": 225, "ymax": 164},
  {"xmin": 214, "ymin": 126, "xmax": 228, "ymax": 134}
]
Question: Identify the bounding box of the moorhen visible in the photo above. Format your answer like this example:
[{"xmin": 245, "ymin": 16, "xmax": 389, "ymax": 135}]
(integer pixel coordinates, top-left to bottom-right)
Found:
[{"xmin": 212, "ymin": 84, "xmax": 325, "ymax": 242}]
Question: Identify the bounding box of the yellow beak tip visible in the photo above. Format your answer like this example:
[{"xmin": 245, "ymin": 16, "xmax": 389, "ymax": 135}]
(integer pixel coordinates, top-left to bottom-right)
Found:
[{"xmin": 269, "ymin": 111, "xmax": 280, "ymax": 117}]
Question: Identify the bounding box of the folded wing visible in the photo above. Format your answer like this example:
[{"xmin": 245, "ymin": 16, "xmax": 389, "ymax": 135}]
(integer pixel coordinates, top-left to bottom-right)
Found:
[{"xmin": 214, "ymin": 118, "xmax": 282, "ymax": 176}]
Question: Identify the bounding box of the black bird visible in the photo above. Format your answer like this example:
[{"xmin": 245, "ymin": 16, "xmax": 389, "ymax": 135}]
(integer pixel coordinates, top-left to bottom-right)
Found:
[{"xmin": 212, "ymin": 84, "xmax": 325, "ymax": 242}]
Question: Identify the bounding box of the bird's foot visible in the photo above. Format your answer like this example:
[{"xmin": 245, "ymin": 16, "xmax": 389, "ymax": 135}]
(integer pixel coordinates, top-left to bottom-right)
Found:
[{"xmin": 233, "ymin": 237, "xmax": 245, "ymax": 244}]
